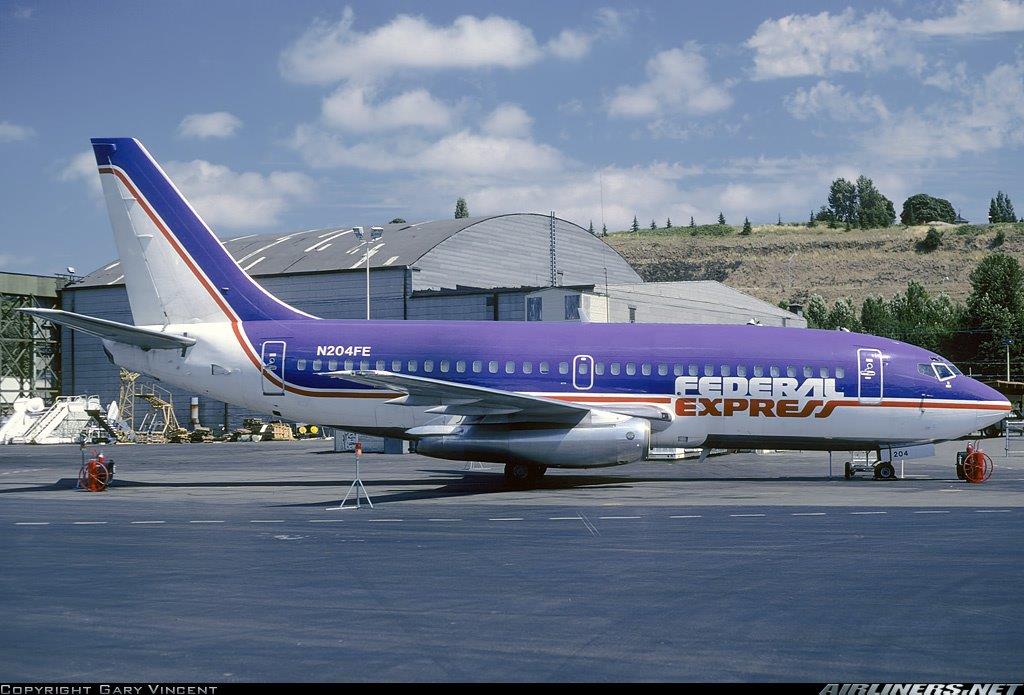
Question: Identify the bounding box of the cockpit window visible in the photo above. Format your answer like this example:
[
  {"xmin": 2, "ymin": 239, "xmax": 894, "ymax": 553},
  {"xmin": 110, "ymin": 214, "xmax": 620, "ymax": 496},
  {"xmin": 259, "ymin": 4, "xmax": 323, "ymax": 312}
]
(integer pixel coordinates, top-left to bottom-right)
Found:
[{"xmin": 919, "ymin": 362, "xmax": 957, "ymax": 381}]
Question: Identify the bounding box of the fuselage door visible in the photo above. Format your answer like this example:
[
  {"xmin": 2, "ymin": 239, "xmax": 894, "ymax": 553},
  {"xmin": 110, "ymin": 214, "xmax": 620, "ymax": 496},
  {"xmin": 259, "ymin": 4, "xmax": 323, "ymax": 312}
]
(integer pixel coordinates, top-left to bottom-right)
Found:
[
  {"xmin": 261, "ymin": 340, "xmax": 286, "ymax": 396},
  {"xmin": 572, "ymin": 354, "xmax": 594, "ymax": 391},
  {"xmin": 856, "ymin": 348, "xmax": 883, "ymax": 404}
]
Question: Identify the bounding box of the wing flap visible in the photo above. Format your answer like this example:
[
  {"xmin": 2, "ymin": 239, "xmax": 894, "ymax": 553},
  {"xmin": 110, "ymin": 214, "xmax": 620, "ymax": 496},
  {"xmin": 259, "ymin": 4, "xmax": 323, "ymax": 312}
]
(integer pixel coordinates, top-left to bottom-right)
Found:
[{"xmin": 18, "ymin": 308, "xmax": 196, "ymax": 350}]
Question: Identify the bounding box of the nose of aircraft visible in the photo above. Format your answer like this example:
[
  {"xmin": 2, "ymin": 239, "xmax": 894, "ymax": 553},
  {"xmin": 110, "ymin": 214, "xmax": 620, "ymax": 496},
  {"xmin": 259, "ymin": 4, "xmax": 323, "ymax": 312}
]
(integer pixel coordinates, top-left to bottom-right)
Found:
[{"xmin": 963, "ymin": 376, "xmax": 1012, "ymax": 429}]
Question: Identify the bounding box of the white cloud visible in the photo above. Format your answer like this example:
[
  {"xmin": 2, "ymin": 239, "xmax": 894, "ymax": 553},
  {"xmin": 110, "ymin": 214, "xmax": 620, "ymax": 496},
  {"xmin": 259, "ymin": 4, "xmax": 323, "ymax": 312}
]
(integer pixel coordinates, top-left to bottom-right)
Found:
[
  {"xmin": 481, "ymin": 104, "xmax": 533, "ymax": 138},
  {"xmin": 291, "ymin": 124, "xmax": 564, "ymax": 177},
  {"xmin": 607, "ymin": 45, "xmax": 732, "ymax": 118},
  {"xmin": 178, "ymin": 112, "xmax": 243, "ymax": 139},
  {"xmin": 868, "ymin": 59, "xmax": 1024, "ymax": 161},
  {"xmin": 280, "ymin": 7, "xmax": 543, "ymax": 84},
  {"xmin": 909, "ymin": 0, "xmax": 1024, "ymax": 35},
  {"xmin": 746, "ymin": 9, "xmax": 922, "ymax": 80},
  {"xmin": 322, "ymin": 85, "xmax": 454, "ymax": 132},
  {"xmin": 0, "ymin": 120, "xmax": 35, "ymax": 142},
  {"xmin": 785, "ymin": 81, "xmax": 889, "ymax": 122},
  {"xmin": 60, "ymin": 151, "xmax": 312, "ymax": 230},
  {"xmin": 59, "ymin": 151, "xmax": 102, "ymax": 196},
  {"xmin": 544, "ymin": 8, "xmax": 630, "ymax": 61},
  {"xmin": 546, "ymin": 29, "xmax": 593, "ymax": 60}
]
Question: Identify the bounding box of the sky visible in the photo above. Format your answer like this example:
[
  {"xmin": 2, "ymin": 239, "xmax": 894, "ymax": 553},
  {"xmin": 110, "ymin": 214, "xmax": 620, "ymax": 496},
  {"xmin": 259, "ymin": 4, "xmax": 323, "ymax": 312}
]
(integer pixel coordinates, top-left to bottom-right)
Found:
[{"xmin": 1, "ymin": 0, "xmax": 1023, "ymax": 276}]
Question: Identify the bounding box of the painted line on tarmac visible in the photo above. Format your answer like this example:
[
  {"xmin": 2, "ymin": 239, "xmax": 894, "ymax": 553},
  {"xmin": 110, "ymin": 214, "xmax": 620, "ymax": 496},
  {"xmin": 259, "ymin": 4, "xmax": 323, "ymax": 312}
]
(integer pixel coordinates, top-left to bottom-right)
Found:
[
  {"xmin": 250, "ymin": 520, "xmax": 285, "ymax": 524},
  {"xmin": 489, "ymin": 517, "xmax": 523, "ymax": 521},
  {"xmin": 670, "ymin": 515, "xmax": 702, "ymax": 518},
  {"xmin": 974, "ymin": 509, "xmax": 1012, "ymax": 513},
  {"xmin": 850, "ymin": 511, "xmax": 887, "ymax": 515},
  {"xmin": 428, "ymin": 518, "xmax": 462, "ymax": 522},
  {"xmin": 189, "ymin": 520, "xmax": 226, "ymax": 524},
  {"xmin": 599, "ymin": 516, "xmax": 641, "ymax": 520},
  {"xmin": 913, "ymin": 510, "xmax": 950, "ymax": 514},
  {"xmin": 367, "ymin": 518, "xmax": 403, "ymax": 523},
  {"xmin": 130, "ymin": 520, "xmax": 165, "ymax": 525},
  {"xmin": 730, "ymin": 513, "xmax": 766, "ymax": 517},
  {"xmin": 791, "ymin": 512, "xmax": 826, "ymax": 516},
  {"xmin": 549, "ymin": 516, "xmax": 582, "ymax": 520},
  {"xmin": 308, "ymin": 519, "xmax": 344, "ymax": 523},
  {"xmin": 14, "ymin": 522, "xmax": 49, "ymax": 526},
  {"xmin": 72, "ymin": 521, "xmax": 107, "ymax": 525}
]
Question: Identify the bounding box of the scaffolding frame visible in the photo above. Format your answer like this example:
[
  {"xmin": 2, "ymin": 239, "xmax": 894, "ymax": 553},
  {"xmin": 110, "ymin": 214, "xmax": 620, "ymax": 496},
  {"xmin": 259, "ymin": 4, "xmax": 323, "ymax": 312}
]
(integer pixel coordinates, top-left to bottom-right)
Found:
[{"xmin": 0, "ymin": 282, "xmax": 63, "ymax": 415}]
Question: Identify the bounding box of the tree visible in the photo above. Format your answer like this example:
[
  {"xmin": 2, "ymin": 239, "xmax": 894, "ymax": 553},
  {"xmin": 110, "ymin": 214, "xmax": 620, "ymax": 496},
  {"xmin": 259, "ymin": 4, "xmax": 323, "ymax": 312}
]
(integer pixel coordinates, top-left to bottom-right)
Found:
[
  {"xmin": 454, "ymin": 197, "xmax": 469, "ymax": 219},
  {"xmin": 808, "ymin": 210, "xmax": 816, "ymax": 228},
  {"xmin": 665, "ymin": 217, "xmax": 672, "ymax": 229},
  {"xmin": 827, "ymin": 178, "xmax": 858, "ymax": 225},
  {"xmin": 918, "ymin": 226, "xmax": 943, "ymax": 252},
  {"xmin": 965, "ymin": 253, "xmax": 1024, "ymax": 367},
  {"xmin": 777, "ymin": 213, "xmax": 783, "ymax": 225},
  {"xmin": 717, "ymin": 211, "xmax": 726, "ymax": 225},
  {"xmin": 855, "ymin": 175, "xmax": 896, "ymax": 228},
  {"xmin": 588, "ymin": 220, "xmax": 595, "ymax": 235},
  {"xmin": 631, "ymin": 216, "xmax": 640, "ymax": 233},
  {"xmin": 804, "ymin": 295, "xmax": 829, "ymax": 329},
  {"xmin": 827, "ymin": 297, "xmax": 861, "ymax": 332},
  {"xmin": 689, "ymin": 216, "xmax": 696, "ymax": 227},
  {"xmin": 741, "ymin": 217, "xmax": 752, "ymax": 235},
  {"xmin": 389, "ymin": 217, "xmax": 406, "ymax": 224},
  {"xmin": 900, "ymin": 194, "xmax": 955, "ymax": 225},
  {"xmin": 650, "ymin": 219, "xmax": 657, "ymax": 230},
  {"xmin": 860, "ymin": 296, "xmax": 892, "ymax": 337},
  {"xmin": 990, "ymin": 191, "xmax": 1018, "ymax": 223},
  {"xmin": 602, "ymin": 223, "xmax": 608, "ymax": 236}
]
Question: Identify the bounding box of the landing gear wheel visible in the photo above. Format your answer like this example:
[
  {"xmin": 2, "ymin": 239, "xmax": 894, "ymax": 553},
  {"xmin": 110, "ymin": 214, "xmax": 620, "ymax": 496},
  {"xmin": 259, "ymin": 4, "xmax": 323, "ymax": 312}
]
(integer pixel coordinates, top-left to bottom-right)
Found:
[
  {"xmin": 874, "ymin": 461, "xmax": 896, "ymax": 480},
  {"xmin": 504, "ymin": 462, "xmax": 545, "ymax": 488},
  {"xmin": 844, "ymin": 461, "xmax": 854, "ymax": 480}
]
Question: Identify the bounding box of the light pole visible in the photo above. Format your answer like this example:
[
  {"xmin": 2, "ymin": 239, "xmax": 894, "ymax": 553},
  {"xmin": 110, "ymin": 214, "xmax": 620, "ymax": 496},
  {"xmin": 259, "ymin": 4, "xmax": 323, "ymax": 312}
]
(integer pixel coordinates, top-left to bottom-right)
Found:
[
  {"xmin": 353, "ymin": 226, "xmax": 383, "ymax": 320},
  {"xmin": 1006, "ymin": 337, "xmax": 1014, "ymax": 382}
]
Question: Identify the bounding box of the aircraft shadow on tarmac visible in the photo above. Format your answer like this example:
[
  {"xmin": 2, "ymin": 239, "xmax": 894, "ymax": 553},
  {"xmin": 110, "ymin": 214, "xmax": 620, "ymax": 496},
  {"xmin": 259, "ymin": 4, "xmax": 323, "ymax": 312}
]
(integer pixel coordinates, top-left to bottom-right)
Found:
[{"xmin": 0, "ymin": 469, "xmax": 912, "ymax": 506}]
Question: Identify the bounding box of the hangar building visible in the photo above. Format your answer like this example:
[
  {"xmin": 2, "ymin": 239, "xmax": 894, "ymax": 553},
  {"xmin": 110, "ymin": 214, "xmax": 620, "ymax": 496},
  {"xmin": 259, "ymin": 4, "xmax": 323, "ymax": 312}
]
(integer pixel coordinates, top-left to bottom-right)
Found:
[{"xmin": 60, "ymin": 213, "xmax": 803, "ymax": 431}]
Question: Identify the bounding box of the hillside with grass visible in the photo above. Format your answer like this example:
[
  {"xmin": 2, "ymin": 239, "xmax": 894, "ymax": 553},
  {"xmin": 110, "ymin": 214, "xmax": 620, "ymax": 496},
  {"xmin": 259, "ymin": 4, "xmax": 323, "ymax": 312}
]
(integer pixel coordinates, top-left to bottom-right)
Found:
[{"xmin": 606, "ymin": 221, "xmax": 1024, "ymax": 308}]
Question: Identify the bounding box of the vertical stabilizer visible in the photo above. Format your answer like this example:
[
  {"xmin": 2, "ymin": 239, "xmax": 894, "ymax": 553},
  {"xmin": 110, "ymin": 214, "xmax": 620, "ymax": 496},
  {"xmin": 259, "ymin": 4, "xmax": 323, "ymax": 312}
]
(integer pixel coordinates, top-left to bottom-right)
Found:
[{"xmin": 90, "ymin": 138, "xmax": 315, "ymax": 325}]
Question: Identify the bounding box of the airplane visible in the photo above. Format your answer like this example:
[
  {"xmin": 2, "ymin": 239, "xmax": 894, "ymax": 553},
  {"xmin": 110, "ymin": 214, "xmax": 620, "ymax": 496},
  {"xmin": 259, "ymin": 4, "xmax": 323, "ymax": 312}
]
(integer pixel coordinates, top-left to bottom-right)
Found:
[{"xmin": 23, "ymin": 138, "xmax": 1012, "ymax": 487}]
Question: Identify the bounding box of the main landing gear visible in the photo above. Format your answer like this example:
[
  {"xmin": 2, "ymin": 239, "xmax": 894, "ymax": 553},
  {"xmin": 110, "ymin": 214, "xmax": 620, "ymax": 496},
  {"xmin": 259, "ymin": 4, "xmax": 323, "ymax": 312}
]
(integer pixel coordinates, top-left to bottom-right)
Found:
[{"xmin": 504, "ymin": 461, "xmax": 547, "ymax": 488}]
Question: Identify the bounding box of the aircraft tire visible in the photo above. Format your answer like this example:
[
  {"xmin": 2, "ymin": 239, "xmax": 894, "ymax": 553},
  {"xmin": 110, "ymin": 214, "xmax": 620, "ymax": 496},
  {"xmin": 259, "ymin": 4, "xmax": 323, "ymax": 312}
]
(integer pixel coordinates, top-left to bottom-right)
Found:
[{"xmin": 874, "ymin": 461, "xmax": 896, "ymax": 480}]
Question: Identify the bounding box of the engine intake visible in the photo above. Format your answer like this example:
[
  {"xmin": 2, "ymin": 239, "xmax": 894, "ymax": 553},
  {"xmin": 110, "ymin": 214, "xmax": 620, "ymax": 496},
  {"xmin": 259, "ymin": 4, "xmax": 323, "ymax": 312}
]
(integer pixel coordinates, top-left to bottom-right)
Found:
[{"xmin": 416, "ymin": 417, "xmax": 650, "ymax": 468}]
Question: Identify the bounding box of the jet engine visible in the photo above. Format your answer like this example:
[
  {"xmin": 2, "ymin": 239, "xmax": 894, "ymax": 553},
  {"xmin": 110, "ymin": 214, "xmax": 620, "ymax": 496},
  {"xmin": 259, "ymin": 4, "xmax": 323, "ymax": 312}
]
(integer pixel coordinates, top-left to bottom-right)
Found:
[{"xmin": 416, "ymin": 416, "xmax": 650, "ymax": 468}]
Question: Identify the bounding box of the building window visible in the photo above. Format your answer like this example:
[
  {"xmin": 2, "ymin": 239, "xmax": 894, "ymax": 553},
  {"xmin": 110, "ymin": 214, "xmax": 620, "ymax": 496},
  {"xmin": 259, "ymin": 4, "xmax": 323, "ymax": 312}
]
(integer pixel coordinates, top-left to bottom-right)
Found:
[
  {"xmin": 296, "ymin": 359, "xmax": 307, "ymax": 371},
  {"xmin": 472, "ymin": 360, "xmax": 483, "ymax": 373},
  {"xmin": 488, "ymin": 361, "xmax": 498, "ymax": 374},
  {"xmin": 564, "ymin": 294, "xmax": 581, "ymax": 321},
  {"xmin": 628, "ymin": 306, "xmax": 637, "ymax": 323},
  {"xmin": 527, "ymin": 296, "xmax": 543, "ymax": 321}
]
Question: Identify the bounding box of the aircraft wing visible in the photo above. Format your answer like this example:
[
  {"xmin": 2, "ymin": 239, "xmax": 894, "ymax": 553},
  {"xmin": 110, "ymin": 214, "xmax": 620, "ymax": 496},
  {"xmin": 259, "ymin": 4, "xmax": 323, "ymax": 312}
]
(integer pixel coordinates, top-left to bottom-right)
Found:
[
  {"xmin": 325, "ymin": 370, "xmax": 591, "ymax": 418},
  {"xmin": 18, "ymin": 308, "xmax": 196, "ymax": 350}
]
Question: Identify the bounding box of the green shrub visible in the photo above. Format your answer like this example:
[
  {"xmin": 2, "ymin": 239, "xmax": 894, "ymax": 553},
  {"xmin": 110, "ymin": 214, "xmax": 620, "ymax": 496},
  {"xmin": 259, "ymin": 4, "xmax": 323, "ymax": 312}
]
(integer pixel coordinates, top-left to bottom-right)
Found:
[{"xmin": 918, "ymin": 226, "xmax": 943, "ymax": 252}]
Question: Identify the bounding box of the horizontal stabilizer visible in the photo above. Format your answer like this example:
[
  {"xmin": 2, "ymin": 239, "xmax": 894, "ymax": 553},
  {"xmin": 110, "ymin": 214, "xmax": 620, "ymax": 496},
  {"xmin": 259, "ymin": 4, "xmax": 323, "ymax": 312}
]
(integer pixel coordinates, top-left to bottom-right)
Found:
[{"xmin": 18, "ymin": 308, "xmax": 196, "ymax": 350}]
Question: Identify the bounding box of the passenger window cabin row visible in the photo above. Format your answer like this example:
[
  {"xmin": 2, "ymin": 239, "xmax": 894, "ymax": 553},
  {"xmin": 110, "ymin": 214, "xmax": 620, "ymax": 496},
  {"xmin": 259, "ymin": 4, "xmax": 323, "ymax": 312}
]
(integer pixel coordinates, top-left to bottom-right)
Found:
[{"xmin": 291, "ymin": 358, "xmax": 846, "ymax": 380}]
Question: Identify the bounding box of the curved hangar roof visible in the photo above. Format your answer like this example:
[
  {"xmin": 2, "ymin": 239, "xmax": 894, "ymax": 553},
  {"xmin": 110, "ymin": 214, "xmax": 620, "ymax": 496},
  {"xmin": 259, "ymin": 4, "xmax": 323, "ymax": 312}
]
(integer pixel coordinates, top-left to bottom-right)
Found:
[{"xmin": 77, "ymin": 213, "xmax": 641, "ymax": 292}]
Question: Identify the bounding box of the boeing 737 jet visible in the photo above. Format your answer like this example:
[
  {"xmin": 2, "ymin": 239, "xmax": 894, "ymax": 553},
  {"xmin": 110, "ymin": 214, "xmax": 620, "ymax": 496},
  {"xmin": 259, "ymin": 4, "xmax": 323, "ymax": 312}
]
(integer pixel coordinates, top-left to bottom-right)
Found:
[{"xmin": 23, "ymin": 139, "xmax": 1012, "ymax": 486}]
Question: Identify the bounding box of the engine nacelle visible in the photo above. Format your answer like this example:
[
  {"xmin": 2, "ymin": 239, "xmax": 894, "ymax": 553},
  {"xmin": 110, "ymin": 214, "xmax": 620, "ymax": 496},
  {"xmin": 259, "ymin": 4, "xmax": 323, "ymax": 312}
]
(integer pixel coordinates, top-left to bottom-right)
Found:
[{"xmin": 416, "ymin": 417, "xmax": 650, "ymax": 469}]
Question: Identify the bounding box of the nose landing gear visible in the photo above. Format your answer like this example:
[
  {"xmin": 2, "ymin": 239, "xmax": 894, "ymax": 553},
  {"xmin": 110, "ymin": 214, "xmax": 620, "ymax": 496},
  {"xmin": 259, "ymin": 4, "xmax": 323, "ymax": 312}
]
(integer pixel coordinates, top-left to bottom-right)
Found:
[{"xmin": 843, "ymin": 454, "xmax": 898, "ymax": 481}]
